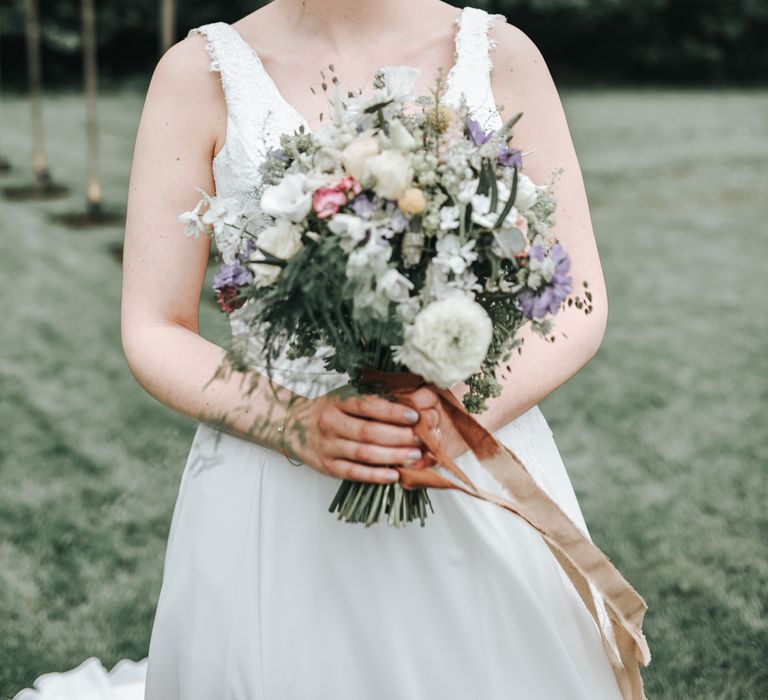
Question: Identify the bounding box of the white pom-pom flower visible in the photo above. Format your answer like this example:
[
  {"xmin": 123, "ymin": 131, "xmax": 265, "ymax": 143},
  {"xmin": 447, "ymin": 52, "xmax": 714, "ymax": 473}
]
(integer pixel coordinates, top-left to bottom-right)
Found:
[{"xmin": 393, "ymin": 296, "xmax": 493, "ymax": 388}]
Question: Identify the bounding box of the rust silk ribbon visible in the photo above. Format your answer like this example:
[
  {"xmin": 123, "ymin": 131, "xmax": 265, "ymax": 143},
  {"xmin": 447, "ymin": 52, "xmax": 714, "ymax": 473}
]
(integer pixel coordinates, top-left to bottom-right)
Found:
[{"xmin": 361, "ymin": 368, "xmax": 651, "ymax": 700}]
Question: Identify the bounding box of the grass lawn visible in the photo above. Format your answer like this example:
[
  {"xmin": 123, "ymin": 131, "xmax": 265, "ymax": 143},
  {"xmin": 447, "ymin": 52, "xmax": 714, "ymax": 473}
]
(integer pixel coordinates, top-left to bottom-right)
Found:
[{"xmin": 1, "ymin": 87, "xmax": 766, "ymax": 699}]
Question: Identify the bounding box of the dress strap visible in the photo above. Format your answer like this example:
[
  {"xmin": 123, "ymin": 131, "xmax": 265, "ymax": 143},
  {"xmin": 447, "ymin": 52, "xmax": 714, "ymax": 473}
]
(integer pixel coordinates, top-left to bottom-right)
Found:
[
  {"xmin": 187, "ymin": 22, "xmax": 294, "ymax": 163},
  {"xmin": 444, "ymin": 7, "xmax": 507, "ymax": 130},
  {"xmin": 188, "ymin": 22, "xmax": 262, "ymax": 120}
]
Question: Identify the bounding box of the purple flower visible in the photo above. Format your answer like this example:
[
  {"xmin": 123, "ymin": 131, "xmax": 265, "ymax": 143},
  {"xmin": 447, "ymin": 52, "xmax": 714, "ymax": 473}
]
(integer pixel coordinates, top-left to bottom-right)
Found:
[
  {"xmin": 519, "ymin": 244, "xmax": 573, "ymax": 319},
  {"xmin": 530, "ymin": 244, "xmax": 546, "ymax": 262},
  {"xmin": 498, "ymin": 145, "xmax": 523, "ymax": 168},
  {"xmin": 550, "ymin": 244, "xmax": 572, "ymax": 289},
  {"xmin": 467, "ymin": 118, "xmax": 493, "ymax": 146},
  {"xmin": 350, "ymin": 193, "xmax": 375, "ymax": 219},
  {"xmin": 213, "ymin": 260, "xmax": 253, "ymax": 291}
]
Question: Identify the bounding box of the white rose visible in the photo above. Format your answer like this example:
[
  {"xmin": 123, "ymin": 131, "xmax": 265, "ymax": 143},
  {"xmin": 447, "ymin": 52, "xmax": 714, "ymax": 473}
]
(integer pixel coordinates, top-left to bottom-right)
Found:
[
  {"xmin": 341, "ymin": 135, "xmax": 380, "ymax": 180},
  {"xmin": 248, "ymin": 219, "xmax": 304, "ymax": 287},
  {"xmin": 364, "ymin": 150, "xmax": 413, "ymax": 200},
  {"xmin": 513, "ymin": 173, "xmax": 539, "ymax": 210},
  {"xmin": 393, "ymin": 296, "xmax": 493, "ymax": 388},
  {"xmin": 260, "ymin": 173, "xmax": 312, "ymax": 223}
]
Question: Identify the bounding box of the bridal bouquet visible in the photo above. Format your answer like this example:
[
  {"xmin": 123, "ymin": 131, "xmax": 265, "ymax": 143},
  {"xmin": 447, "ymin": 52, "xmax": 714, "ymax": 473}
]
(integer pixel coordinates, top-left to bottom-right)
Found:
[{"xmin": 179, "ymin": 67, "xmax": 592, "ymax": 527}]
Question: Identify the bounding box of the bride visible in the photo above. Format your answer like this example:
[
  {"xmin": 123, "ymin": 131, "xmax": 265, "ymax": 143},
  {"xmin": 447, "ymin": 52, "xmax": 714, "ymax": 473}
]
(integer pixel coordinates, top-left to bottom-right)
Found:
[{"xmin": 18, "ymin": 0, "xmax": 644, "ymax": 698}]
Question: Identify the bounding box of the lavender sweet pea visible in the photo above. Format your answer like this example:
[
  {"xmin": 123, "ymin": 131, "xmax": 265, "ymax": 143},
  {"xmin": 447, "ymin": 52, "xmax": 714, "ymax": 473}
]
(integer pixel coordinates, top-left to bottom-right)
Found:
[
  {"xmin": 519, "ymin": 244, "xmax": 573, "ymax": 319},
  {"xmin": 498, "ymin": 145, "xmax": 523, "ymax": 168},
  {"xmin": 468, "ymin": 118, "xmax": 523, "ymax": 168},
  {"xmin": 213, "ymin": 259, "xmax": 253, "ymax": 291},
  {"xmin": 350, "ymin": 192, "xmax": 375, "ymax": 219},
  {"xmin": 467, "ymin": 118, "xmax": 493, "ymax": 146}
]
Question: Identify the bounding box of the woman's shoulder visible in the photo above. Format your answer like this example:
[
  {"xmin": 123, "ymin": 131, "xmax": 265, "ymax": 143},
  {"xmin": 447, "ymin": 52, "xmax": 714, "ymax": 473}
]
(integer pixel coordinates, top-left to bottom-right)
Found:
[
  {"xmin": 146, "ymin": 29, "xmax": 227, "ymax": 107},
  {"xmin": 137, "ymin": 31, "xmax": 228, "ymax": 154},
  {"xmin": 486, "ymin": 15, "xmax": 561, "ymax": 121},
  {"xmin": 488, "ymin": 15, "xmax": 550, "ymax": 78}
]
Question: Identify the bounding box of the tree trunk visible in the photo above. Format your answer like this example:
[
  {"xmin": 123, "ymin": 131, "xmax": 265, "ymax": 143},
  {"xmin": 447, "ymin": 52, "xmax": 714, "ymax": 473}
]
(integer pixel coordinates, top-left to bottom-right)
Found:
[
  {"xmin": 159, "ymin": 0, "xmax": 176, "ymax": 54},
  {"xmin": 25, "ymin": 0, "xmax": 49, "ymax": 188},
  {"xmin": 0, "ymin": 17, "xmax": 11, "ymax": 171},
  {"xmin": 82, "ymin": 0, "xmax": 101, "ymax": 216}
]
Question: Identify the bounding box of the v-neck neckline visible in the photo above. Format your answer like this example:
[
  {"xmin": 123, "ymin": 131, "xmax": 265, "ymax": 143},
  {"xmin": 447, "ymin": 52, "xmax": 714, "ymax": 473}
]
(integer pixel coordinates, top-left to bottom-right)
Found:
[{"xmin": 225, "ymin": 7, "xmax": 468, "ymax": 135}]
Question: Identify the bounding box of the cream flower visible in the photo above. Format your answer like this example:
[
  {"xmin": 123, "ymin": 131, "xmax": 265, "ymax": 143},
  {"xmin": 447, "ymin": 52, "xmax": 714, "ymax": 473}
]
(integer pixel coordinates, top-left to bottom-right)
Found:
[
  {"xmin": 364, "ymin": 150, "xmax": 413, "ymax": 200},
  {"xmin": 341, "ymin": 134, "xmax": 380, "ymax": 180},
  {"xmin": 248, "ymin": 219, "xmax": 303, "ymax": 287},
  {"xmin": 260, "ymin": 173, "xmax": 312, "ymax": 223},
  {"xmin": 397, "ymin": 187, "xmax": 427, "ymax": 215},
  {"xmin": 393, "ymin": 296, "xmax": 493, "ymax": 388}
]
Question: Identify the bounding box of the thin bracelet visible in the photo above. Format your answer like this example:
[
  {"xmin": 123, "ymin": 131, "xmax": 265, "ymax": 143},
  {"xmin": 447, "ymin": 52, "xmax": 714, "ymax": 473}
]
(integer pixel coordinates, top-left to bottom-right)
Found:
[{"xmin": 277, "ymin": 407, "xmax": 303, "ymax": 467}]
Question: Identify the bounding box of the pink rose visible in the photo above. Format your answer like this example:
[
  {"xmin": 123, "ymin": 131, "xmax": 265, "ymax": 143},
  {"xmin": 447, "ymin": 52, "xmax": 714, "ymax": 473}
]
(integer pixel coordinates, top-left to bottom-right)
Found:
[
  {"xmin": 337, "ymin": 176, "xmax": 362, "ymax": 196},
  {"xmin": 313, "ymin": 187, "xmax": 347, "ymax": 219}
]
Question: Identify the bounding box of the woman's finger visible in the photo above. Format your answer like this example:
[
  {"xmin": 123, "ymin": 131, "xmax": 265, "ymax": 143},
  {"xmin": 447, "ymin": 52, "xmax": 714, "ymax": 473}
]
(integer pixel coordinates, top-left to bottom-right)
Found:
[
  {"xmin": 330, "ymin": 459, "xmax": 400, "ymax": 485},
  {"xmin": 332, "ymin": 439, "xmax": 423, "ymax": 466},
  {"xmin": 421, "ymin": 408, "xmax": 440, "ymax": 429},
  {"xmin": 326, "ymin": 412, "xmax": 420, "ymax": 446},
  {"xmin": 407, "ymin": 386, "xmax": 441, "ymax": 410},
  {"xmin": 337, "ymin": 393, "xmax": 421, "ymax": 425}
]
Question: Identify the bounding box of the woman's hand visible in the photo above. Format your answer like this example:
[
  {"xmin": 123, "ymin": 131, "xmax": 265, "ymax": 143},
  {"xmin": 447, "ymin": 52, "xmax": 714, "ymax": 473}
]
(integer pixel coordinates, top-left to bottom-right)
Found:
[
  {"xmin": 419, "ymin": 388, "xmax": 471, "ymax": 463},
  {"xmin": 281, "ymin": 386, "xmax": 441, "ymax": 484}
]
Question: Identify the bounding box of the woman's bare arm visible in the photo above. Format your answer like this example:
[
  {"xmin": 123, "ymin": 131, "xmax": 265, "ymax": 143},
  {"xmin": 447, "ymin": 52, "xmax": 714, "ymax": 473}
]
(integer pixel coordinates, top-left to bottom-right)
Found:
[
  {"xmin": 121, "ymin": 37, "xmax": 276, "ymax": 441},
  {"xmin": 121, "ymin": 36, "xmax": 438, "ymax": 482},
  {"xmin": 450, "ymin": 21, "xmax": 608, "ymax": 437}
]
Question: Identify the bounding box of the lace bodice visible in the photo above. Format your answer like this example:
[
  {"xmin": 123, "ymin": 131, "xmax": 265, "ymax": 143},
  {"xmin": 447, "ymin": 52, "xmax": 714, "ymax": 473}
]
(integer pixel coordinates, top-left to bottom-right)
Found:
[{"xmin": 188, "ymin": 6, "xmax": 507, "ymax": 398}]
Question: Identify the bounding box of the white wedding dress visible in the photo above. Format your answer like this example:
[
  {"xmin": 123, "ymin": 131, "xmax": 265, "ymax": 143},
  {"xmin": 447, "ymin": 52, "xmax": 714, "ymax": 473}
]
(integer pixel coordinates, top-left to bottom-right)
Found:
[{"xmin": 13, "ymin": 7, "xmax": 625, "ymax": 700}]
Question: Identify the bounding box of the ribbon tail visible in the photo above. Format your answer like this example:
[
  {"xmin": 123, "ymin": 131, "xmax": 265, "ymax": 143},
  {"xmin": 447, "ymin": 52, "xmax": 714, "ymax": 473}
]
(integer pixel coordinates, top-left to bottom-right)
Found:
[{"xmin": 394, "ymin": 386, "xmax": 650, "ymax": 699}]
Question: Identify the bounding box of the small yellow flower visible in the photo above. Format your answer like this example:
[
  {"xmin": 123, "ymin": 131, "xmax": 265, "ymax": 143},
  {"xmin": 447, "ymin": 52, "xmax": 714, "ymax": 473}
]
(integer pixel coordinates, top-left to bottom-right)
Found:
[
  {"xmin": 397, "ymin": 187, "xmax": 427, "ymax": 215},
  {"xmin": 425, "ymin": 104, "xmax": 456, "ymax": 133}
]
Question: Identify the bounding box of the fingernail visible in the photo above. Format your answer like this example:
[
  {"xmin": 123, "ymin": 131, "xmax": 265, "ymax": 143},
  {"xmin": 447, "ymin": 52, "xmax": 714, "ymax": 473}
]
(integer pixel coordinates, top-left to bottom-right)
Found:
[
  {"xmin": 386, "ymin": 471, "xmax": 399, "ymax": 482},
  {"xmin": 408, "ymin": 449, "xmax": 422, "ymax": 460},
  {"xmin": 405, "ymin": 409, "xmax": 419, "ymax": 423}
]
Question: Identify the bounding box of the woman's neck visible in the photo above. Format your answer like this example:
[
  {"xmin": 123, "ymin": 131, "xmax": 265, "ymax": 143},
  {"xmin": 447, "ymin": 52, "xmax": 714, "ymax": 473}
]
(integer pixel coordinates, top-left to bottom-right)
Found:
[{"xmin": 269, "ymin": 0, "xmax": 443, "ymax": 49}]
